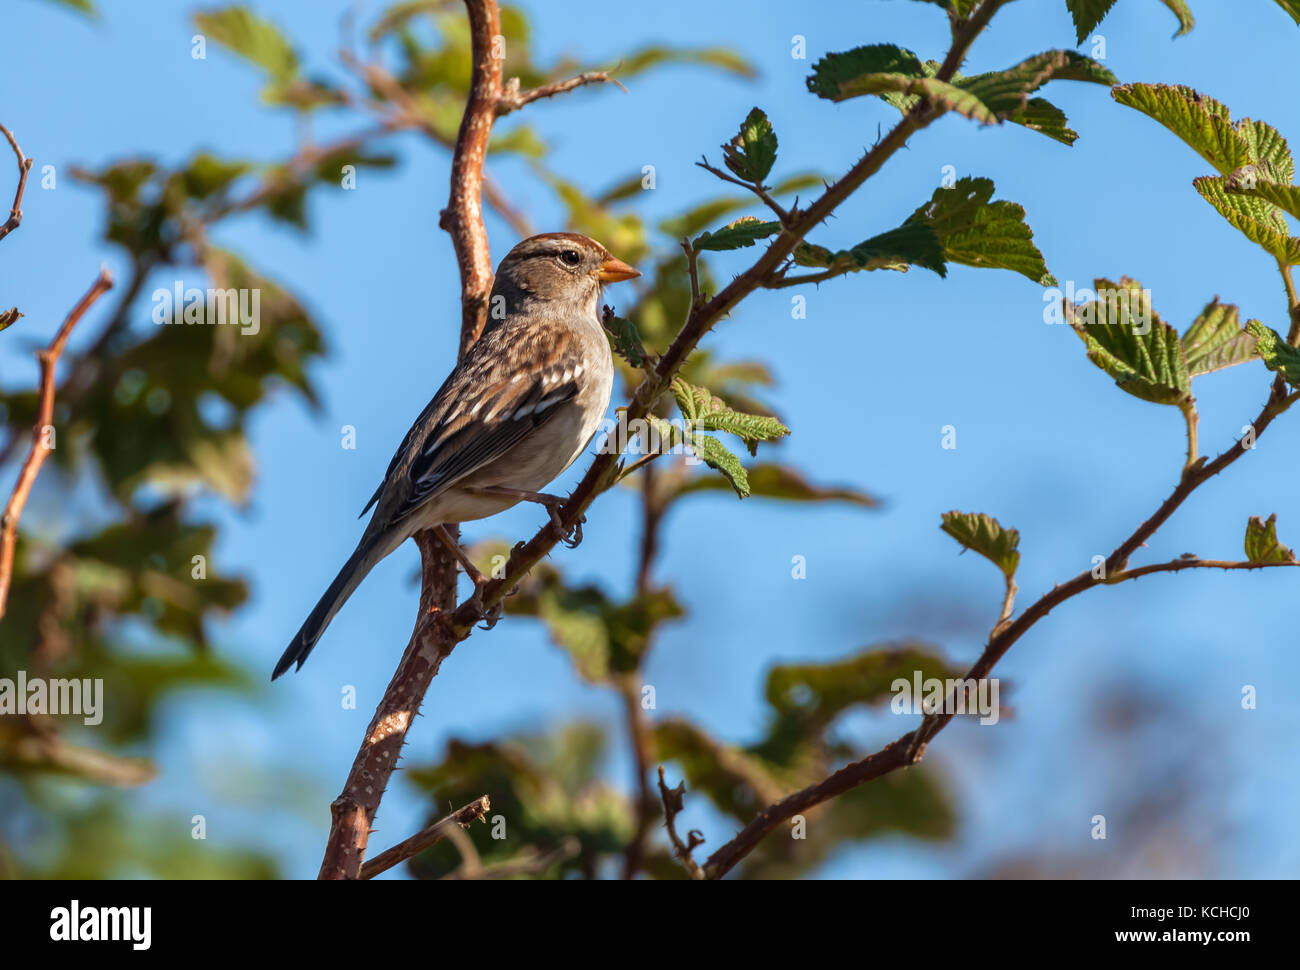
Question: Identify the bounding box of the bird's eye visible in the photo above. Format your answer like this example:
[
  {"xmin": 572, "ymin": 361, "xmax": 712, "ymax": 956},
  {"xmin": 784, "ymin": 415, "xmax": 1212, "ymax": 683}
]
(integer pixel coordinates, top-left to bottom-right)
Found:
[{"xmin": 560, "ymin": 250, "xmax": 581, "ymax": 266}]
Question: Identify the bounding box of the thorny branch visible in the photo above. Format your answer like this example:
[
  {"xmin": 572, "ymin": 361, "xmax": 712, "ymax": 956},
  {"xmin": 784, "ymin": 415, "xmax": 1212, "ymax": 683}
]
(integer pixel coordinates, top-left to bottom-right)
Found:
[
  {"xmin": 358, "ymin": 795, "xmax": 490, "ymax": 879},
  {"xmin": 319, "ymin": 0, "xmax": 628, "ymax": 880}
]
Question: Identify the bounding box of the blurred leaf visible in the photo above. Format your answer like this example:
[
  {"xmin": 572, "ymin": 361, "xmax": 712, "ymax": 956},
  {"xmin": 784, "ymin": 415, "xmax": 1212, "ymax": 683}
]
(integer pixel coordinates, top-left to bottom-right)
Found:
[
  {"xmin": 674, "ymin": 463, "xmax": 879, "ymax": 507},
  {"xmin": 1245, "ymin": 514, "xmax": 1296, "ymax": 563},
  {"xmin": 940, "ymin": 511, "xmax": 1020, "ymax": 579},
  {"xmin": 193, "ymin": 6, "xmax": 299, "ymax": 81},
  {"xmin": 613, "ymin": 44, "xmax": 755, "ymax": 80}
]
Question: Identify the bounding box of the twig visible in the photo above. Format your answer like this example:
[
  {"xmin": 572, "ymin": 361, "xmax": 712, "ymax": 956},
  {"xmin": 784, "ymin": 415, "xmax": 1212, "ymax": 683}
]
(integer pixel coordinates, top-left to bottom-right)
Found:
[
  {"xmin": 359, "ymin": 795, "xmax": 490, "ymax": 879},
  {"xmin": 0, "ymin": 267, "xmax": 113, "ymax": 618},
  {"xmin": 1280, "ymin": 258, "xmax": 1300, "ymax": 345},
  {"xmin": 657, "ymin": 767, "xmax": 704, "ymax": 879},
  {"xmin": 679, "ymin": 237, "xmax": 703, "ymax": 308},
  {"xmin": 496, "ymin": 72, "xmax": 626, "ymax": 116},
  {"xmin": 0, "ymin": 122, "xmax": 33, "ymax": 243},
  {"xmin": 695, "ymin": 158, "xmax": 791, "ymax": 225}
]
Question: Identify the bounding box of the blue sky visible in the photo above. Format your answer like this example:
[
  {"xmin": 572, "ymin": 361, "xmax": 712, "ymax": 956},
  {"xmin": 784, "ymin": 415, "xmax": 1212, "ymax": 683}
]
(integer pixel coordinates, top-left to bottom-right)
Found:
[{"xmin": 3, "ymin": 0, "xmax": 1299, "ymax": 878}]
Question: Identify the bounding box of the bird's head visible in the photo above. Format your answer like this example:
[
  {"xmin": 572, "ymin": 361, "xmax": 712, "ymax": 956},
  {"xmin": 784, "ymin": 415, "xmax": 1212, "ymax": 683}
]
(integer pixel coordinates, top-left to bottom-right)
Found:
[{"xmin": 491, "ymin": 232, "xmax": 640, "ymax": 318}]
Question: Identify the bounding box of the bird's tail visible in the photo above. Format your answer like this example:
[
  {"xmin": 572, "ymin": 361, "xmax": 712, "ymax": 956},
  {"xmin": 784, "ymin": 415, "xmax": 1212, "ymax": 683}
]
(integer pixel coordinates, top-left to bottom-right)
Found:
[{"xmin": 273, "ymin": 540, "xmax": 381, "ymax": 679}]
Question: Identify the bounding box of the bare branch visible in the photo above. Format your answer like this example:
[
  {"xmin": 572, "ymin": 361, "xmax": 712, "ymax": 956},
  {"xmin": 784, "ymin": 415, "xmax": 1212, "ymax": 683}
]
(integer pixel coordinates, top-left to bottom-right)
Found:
[
  {"xmin": 359, "ymin": 795, "xmax": 491, "ymax": 879},
  {"xmin": 695, "ymin": 158, "xmax": 791, "ymax": 225},
  {"xmin": 0, "ymin": 266, "xmax": 114, "ymax": 618},
  {"xmin": 496, "ymin": 71, "xmax": 626, "ymax": 116},
  {"xmin": 0, "ymin": 122, "xmax": 33, "ymax": 243},
  {"xmin": 657, "ymin": 767, "xmax": 705, "ymax": 879}
]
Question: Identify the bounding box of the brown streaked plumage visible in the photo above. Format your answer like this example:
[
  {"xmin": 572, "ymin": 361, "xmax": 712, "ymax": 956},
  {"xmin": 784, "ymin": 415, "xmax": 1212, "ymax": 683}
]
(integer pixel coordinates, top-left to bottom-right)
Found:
[{"xmin": 274, "ymin": 233, "xmax": 639, "ymax": 679}]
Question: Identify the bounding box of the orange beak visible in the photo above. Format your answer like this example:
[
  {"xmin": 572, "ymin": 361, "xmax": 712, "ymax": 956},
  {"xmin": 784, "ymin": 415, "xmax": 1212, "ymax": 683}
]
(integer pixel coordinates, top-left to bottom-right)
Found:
[{"xmin": 594, "ymin": 255, "xmax": 641, "ymax": 283}]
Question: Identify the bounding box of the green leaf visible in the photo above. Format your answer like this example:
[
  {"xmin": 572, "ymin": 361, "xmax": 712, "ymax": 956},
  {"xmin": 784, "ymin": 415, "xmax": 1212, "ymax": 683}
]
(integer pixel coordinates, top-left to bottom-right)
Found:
[
  {"xmin": 672, "ymin": 378, "xmax": 790, "ymax": 454},
  {"xmin": 1008, "ymin": 98, "xmax": 1079, "ymax": 146},
  {"xmin": 723, "ymin": 107, "xmax": 778, "ymax": 184},
  {"xmin": 940, "ymin": 511, "xmax": 1020, "ymax": 580},
  {"xmin": 906, "ymin": 176, "xmax": 1055, "ymax": 285},
  {"xmin": 1180, "ymin": 299, "xmax": 1259, "ymax": 376},
  {"xmin": 1112, "ymin": 84, "xmax": 1254, "ymax": 176},
  {"xmin": 806, "ymin": 44, "xmax": 926, "ymax": 101},
  {"xmin": 957, "ymin": 50, "xmax": 1116, "ymax": 117},
  {"xmin": 688, "ymin": 433, "xmax": 749, "ymax": 497},
  {"xmin": 1194, "ymin": 176, "xmax": 1300, "ymax": 265},
  {"xmin": 41, "ymin": 0, "xmax": 95, "ymax": 14},
  {"xmin": 1224, "ymin": 166, "xmax": 1300, "ymax": 222},
  {"xmin": 1067, "ymin": 277, "xmax": 1193, "ymax": 406},
  {"xmin": 765, "ymin": 645, "xmax": 961, "ymax": 724},
  {"xmin": 613, "ymin": 45, "xmax": 756, "ymax": 80},
  {"xmin": 1245, "ymin": 514, "xmax": 1296, "ymax": 563},
  {"xmin": 1272, "ymin": 0, "xmax": 1300, "ymax": 25},
  {"xmin": 1245, "ymin": 320, "xmax": 1300, "ymax": 384},
  {"xmin": 1158, "ymin": 0, "xmax": 1196, "ymax": 36},
  {"xmin": 193, "ymin": 6, "xmax": 299, "ymax": 81},
  {"xmin": 1065, "ymin": 0, "xmax": 1119, "ymax": 43},
  {"xmin": 791, "ymin": 222, "xmax": 946, "ymax": 278},
  {"xmin": 602, "ymin": 312, "xmax": 650, "ymax": 370},
  {"xmin": 675, "ymin": 463, "xmax": 879, "ymax": 507},
  {"xmin": 693, "ymin": 216, "xmax": 781, "ymax": 252}
]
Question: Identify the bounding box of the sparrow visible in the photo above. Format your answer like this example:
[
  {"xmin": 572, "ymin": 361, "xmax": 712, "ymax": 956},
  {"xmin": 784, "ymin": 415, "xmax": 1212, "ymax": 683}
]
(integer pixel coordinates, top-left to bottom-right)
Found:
[{"xmin": 273, "ymin": 232, "xmax": 640, "ymax": 679}]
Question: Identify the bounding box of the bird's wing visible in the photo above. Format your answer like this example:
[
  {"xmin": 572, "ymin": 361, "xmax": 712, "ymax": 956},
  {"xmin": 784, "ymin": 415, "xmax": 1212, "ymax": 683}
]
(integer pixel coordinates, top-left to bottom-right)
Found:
[{"xmin": 360, "ymin": 321, "xmax": 586, "ymax": 526}]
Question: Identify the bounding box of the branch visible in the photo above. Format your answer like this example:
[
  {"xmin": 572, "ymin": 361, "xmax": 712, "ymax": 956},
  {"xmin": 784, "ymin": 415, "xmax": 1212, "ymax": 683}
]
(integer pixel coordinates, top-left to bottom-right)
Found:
[
  {"xmin": 0, "ymin": 266, "xmax": 114, "ymax": 619},
  {"xmin": 438, "ymin": 0, "xmax": 505, "ymax": 356},
  {"xmin": 358, "ymin": 795, "xmax": 490, "ymax": 879},
  {"xmin": 695, "ymin": 158, "xmax": 791, "ymax": 225},
  {"xmin": 496, "ymin": 71, "xmax": 626, "ymax": 116},
  {"xmin": 657, "ymin": 767, "xmax": 704, "ymax": 879},
  {"xmin": 700, "ymin": 379, "xmax": 1297, "ymax": 878},
  {"xmin": 0, "ymin": 122, "xmax": 33, "ymax": 243}
]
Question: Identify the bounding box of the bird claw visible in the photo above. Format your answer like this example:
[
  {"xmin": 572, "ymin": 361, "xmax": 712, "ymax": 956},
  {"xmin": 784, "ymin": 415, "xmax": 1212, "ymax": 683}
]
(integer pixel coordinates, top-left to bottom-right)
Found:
[
  {"xmin": 477, "ymin": 599, "xmax": 505, "ymax": 631},
  {"xmin": 541, "ymin": 498, "xmax": 584, "ymax": 548}
]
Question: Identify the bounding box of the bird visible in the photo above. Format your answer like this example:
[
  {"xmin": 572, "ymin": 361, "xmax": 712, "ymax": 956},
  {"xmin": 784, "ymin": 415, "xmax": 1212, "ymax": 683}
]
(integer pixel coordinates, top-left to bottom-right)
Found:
[{"xmin": 273, "ymin": 232, "xmax": 640, "ymax": 679}]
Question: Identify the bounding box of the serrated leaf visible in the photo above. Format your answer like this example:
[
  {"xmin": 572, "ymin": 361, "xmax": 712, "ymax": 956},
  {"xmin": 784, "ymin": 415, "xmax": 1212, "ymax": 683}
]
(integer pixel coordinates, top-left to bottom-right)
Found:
[
  {"xmin": 806, "ymin": 44, "xmax": 926, "ymax": 101},
  {"xmin": 723, "ymin": 107, "xmax": 778, "ymax": 184},
  {"xmin": 940, "ymin": 511, "xmax": 1020, "ymax": 579},
  {"xmin": 957, "ymin": 50, "xmax": 1116, "ymax": 118},
  {"xmin": 688, "ymin": 433, "xmax": 749, "ymax": 497},
  {"xmin": 694, "ymin": 216, "xmax": 781, "ymax": 252},
  {"xmin": 1181, "ymin": 299, "xmax": 1259, "ymax": 376},
  {"xmin": 1067, "ymin": 277, "xmax": 1192, "ymax": 405},
  {"xmin": 672, "ymin": 378, "xmax": 789, "ymax": 454},
  {"xmin": 1194, "ymin": 176, "xmax": 1300, "ymax": 264},
  {"xmin": 1112, "ymin": 84, "xmax": 1253, "ymax": 175},
  {"xmin": 1008, "ymin": 97, "xmax": 1079, "ymax": 145},
  {"xmin": 1066, "ymin": 0, "xmax": 1120, "ymax": 43},
  {"xmin": 1245, "ymin": 320, "xmax": 1300, "ymax": 384},
  {"xmin": 1224, "ymin": 166, "xmax": 1300, "ymax": 222},
  {"xmin": 907, "ymin": 176, "xmax": 1055, "ymax": 284},
  {"xmin": 193, "ymin": 6, "xmax": 298, "ymax": 82},
  {"xmin": 1245, "ymin": 514, "xmax": 1296, "ymax": 563}
]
